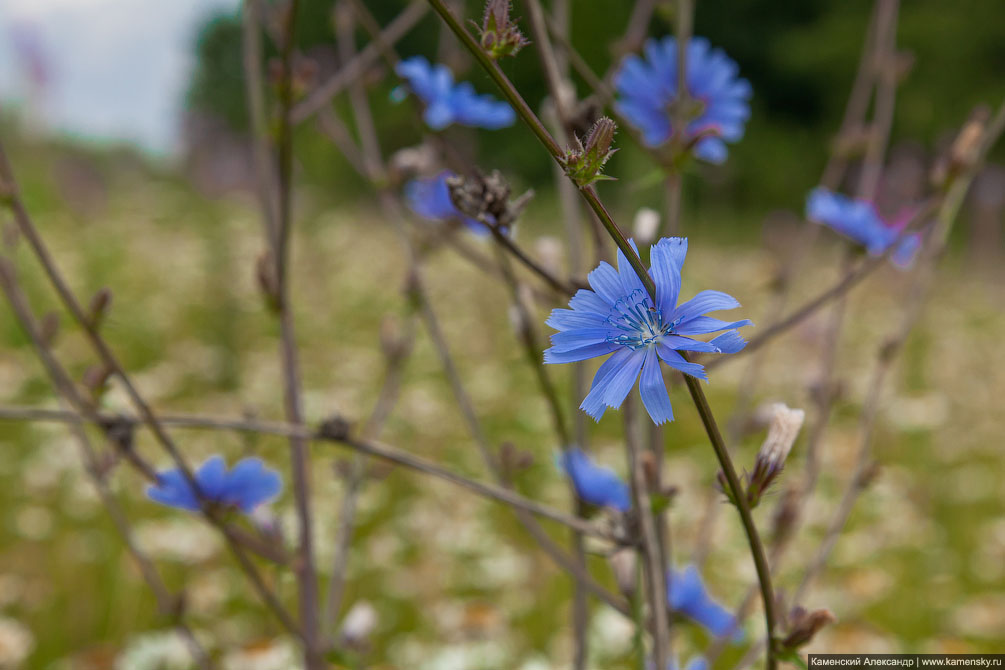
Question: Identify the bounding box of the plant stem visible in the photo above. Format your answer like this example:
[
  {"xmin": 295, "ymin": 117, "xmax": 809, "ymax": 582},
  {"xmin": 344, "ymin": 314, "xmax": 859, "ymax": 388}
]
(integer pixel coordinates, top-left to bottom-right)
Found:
[
  {"xmin": 704, "ymin": 198, "xmax": 937, "ymax": 371},
  {"xmin": 0, "ymin": 142, "xmax": 302, "ymax": 640},
  {"xmin": 681, "ymin": 366, "xmax": 777, "ymax": 669},
  {"xmin": 425, "ymin": 2, "xmax": 778, "ymax": 665},
  {"xmin": 425, "ymin": 0, "xmax": 654, "ymax": 291},
  {"xmin": 0, "ymin": 263, "xmax": 213, "ymax": 669},
  {"xmin": 271, "ymin": 1, "xmax": 323, "ymax": 664},
  {"xmin": 291, "ymin": 0, "xmax": 428, "ymax": 123},
  {"xmin": 625, "ymin": 398, "xmax": 671, "ymax": 669}
]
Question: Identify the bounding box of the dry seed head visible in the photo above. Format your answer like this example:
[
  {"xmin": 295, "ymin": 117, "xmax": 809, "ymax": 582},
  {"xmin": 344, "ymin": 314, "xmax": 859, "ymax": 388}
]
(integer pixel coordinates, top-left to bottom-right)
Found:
[
  {"xmin": 757, "ymin": 402, "xmax": 805, "ymax": 470},
  {"xmin": 608, "ymin": 547, "xmax": 638, "ymax": 597},
  {"xmin": 781, "ymin": 607, "xmax": 836, "ymax": 649}
]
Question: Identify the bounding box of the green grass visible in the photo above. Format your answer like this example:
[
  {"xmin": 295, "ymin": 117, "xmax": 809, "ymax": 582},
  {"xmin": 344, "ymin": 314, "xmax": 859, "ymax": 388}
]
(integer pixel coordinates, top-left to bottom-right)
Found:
[{"xmin": 0, "ymin": 139, "xmax": 1003, "ymax": 668}]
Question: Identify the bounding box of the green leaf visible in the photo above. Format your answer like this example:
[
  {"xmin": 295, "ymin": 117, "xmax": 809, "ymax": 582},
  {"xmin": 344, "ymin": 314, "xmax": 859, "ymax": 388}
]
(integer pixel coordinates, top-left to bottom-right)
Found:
[{"xmin": 777, "ymin": 648, "xmax": 809, "ymax": 670}]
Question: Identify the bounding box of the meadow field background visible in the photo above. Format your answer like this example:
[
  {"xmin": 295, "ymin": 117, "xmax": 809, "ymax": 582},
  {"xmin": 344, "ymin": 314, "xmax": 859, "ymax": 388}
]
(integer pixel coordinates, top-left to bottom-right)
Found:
[
  {"xmin": 0, "ymin": 129, "xmax": 1003, "ymax": 667},
  {"xmin": 1, "ymin": 0, "xmax": 1005, "ymax": 667}
]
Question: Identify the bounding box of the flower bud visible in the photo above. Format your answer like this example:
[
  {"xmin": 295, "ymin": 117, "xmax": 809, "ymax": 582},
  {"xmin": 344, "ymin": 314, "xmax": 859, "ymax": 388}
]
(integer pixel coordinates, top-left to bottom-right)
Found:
[
  {"xmin": 87, "ymin": 287, "xmax": 113, "ymax": 329},
  {"xmin": 499, "ymin": 441, "xmax": 534, "ymax": 478},
  {"xmin": 746, "ymin": 403, "xmax": 804, "ymax": 508},
  {"xmin": 379, "ymin": 315, "xmax": 413, "ymax": 362},
  {"xmin": 82, "ymin": 364, "xmax": 113, "ymax": 402},
  {"xmin": 389, "ymin": 143, "xmax": 439, "ymax": 180},
  {"xmin": 255, "ymin": 251, "xmax": 280, "ymax": 311},
  {"xmin": 608, "ymin": 547, "xmax": 638, "ymax": 598},
  {"xmin": 780, "ymin": 606, "xmax": 835, "ymax": 649},
  {"xmin": 251, "ymin": 506, "xmax": 284, "ymax": 547},
  {"xmin": 446, "ymin": 170, "xmax": 532, "ymax": 232},
  {"xmin": 477, "ymin": 0, "xmax": 530, "ymax": 60},
  {"xmin": 318, "ymin": 414, "xmax": 353, "ymax": 441},
  {"xmin": 758, "ymin": 403, "xmax": 804, "ymax": 470},
  {"xmin": 931, "ymin": 105, "xmax": 989, "ymax": 187},
  {"xmin": 562, "ymin": 117, "xmax": 619, "ymax": 188},
  {"xmin": 38, "ymin": 312, "xmax": 60, "ymax": 348},
  {"xmin": 100, "ymin": 415, "xmax": 134, "ymax": 453}
]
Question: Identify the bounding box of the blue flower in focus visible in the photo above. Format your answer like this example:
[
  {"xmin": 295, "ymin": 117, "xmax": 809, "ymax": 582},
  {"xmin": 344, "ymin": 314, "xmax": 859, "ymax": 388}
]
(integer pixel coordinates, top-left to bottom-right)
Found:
[
  {"xmin": 668, "ymin": 564, "xmax": 740, "ymax": 639},
  {"xmin": 806, "ymin": 187, "xmax": 921, "ymax": 268},
  {"xmin": 147, "ymin": 456, "xmax": 281, "ymax": 514},
  {"xmin": 614, "ymin": 37, "xmax": 751, "ymax": 163},
  {"xmin": 404, "ymin": 171, "xmax": 488, "ymax": 233},
  {"xmin": 395, "ymin": 56, "xmax": 515, "ymax": 130},
  {"xmin": 559, "ymin": 447, "xmax": 631, "ymax": 512},
  {"xmin": 544, "ymin": 237, "xmax": 751, "ymax": 425}
]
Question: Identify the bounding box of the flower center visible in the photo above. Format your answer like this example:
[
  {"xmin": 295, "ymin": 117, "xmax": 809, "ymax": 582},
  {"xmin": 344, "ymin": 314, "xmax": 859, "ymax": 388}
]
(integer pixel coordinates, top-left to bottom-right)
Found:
[
  {"xmin": 605, "ymin": 289, "xmax": 673, "ymax": 350},
  {"xmin": 666, "ymin": 95, "xmax": 708, "ymax": 126}
]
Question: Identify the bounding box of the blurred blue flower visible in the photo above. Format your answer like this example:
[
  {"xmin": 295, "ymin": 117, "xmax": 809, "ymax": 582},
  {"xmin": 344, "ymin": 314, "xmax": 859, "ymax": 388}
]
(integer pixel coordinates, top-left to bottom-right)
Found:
[
  {"xmin": 395, "ymin": 56, "xmax": 515, "ymax": 130},
  {"xmin": 668, "ymin": 564, "xmax": 740, "ymax": 639},
  {"xmin": 544, "ymin": 237, "xmax": 751, "ymax": 424},
  {"xmin": 614, "ymin": 37, "xmax": 751, "ymax": 163},
  {"xmin": 404, "ymin": 171, "xmax": 488, "ymax": 233},
  {"xmin": 806, "ymin": 187, "xmax": 921, "ymax": 268},
  {"xmin": 649, "ymin": 656, "xmax": 710, "ymax": 670},
  {"xmin": 559, "ymin": 447, "xmax": 631, "ymax": 512},
  {"xmin": 147, "ymin": 456, "xmax": 281, "ymax": 514},
  {"xmin": 682, "ymin": 658, "xmax": 709, "ymax": 670}
]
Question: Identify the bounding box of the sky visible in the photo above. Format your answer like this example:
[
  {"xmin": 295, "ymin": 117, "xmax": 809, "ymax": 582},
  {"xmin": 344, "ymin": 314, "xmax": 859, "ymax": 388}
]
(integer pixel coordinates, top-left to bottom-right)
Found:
[{"xmin": 0, "ymin": 0, "xmax": 240, "ymax": 157}]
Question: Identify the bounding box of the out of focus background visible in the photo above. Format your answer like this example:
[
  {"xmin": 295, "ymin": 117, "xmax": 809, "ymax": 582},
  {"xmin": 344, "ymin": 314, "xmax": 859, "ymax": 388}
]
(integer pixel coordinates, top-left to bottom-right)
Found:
[{"xmin": 0, "ymin": 0, "xmax": 1004, "ymax": 668}]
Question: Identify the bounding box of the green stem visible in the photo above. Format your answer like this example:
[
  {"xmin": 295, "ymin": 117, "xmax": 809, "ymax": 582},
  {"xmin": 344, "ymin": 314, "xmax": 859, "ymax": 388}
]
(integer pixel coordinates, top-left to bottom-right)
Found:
[
  {"xmin": 633, "ymin": 561, "xmax": 647, "ymax": 670},
  {"xmin": 682, "ymin": 367, "xmax": 777, "ymax": 669},
  {"xmin": 425, "ymin": 1, "xmax": 778, "ymax": 666},
  {"xmin": 425, "ymin": 0, "xmax": 653, "ymax": 295}
]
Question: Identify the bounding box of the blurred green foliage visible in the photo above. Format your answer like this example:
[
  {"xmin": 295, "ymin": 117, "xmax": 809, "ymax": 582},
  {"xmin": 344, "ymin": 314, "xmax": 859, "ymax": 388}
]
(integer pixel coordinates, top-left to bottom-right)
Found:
[
  {"xmin": 186, "ymin": 0, "xmax": 1005, "ymax": 217},
  {"xmin": 2, "ymin": 138, "xmax": 1004, "ymax": 664},
  {"xmin": 2, "ymin": 1, "xmax": 1004, "ymax": 664}
]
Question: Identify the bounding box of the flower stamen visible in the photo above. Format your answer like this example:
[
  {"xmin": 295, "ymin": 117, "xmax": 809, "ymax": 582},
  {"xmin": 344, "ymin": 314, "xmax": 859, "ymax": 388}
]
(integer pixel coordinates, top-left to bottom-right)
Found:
[{"xmin": 605, "ymin": 289, "xmax": 672, "ymax": 350}]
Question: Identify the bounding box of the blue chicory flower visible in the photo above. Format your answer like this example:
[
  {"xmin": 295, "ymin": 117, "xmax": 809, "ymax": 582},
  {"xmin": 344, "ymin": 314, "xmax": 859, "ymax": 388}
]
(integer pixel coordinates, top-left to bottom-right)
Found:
[
  {"xmin": 147, "ymin": 455, "xmax": 282, "ymax": 514},
  {"xmin": 668, "ymin": 564, "xmax": 740, "ymax": 639},
  {"xmin": 395, "ymin": 56, "xmax": 516, "ymax": 130},
  {"xmin": 544, "ymin": 237, "xmax": 751, "ymax": 425},
  {"xmin": 559, "ymin": 447, "xmax": 632, "ymax": 512},
  {"xmin": 404, "ymin": 171, "xmax": 487, "ymax": 233},
  {"xmin": 806, "ymin": 187, "xmax": 921, "ymax": 268},
  {"xmin": 614, "ymin": 36, "xmax": 751, "ymax": 163}
]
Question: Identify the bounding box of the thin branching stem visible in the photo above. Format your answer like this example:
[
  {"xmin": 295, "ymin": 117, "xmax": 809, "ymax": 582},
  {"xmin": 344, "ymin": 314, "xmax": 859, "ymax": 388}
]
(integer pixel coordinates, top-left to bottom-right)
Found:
[
  {"xmin": 0, "ymin": 403, "xmax": 614, "ymax": 541},
  {"xmin": 0, "ymin": 143, "xmax": 301, "ymax": 638},
  {"xmin": 291, "ymin": 0, "xmax": 428, "ymax": 124},
  {"xmin": 424, "ymin": 3, "xmax": 778, "ymax": 665},
  {"xmin": 518, "ymin": 7, "xmax": 593, "ymax": 660},
  {"xmin": 0, "ymin": 263, "xmax": 213, "ymax": 669},
  {"xmin": 704, "ymin": 199, "xmax": 937, "ymax": 371},
  {"xmin": 492, "ymin": 242, "xmax": 593, "ymax": 668},
  {"xmin": 312, "ymin": 91, "xmax": 632, "ymax": 627},
  {"xmin": 625, "ymin": 399, "xmax": 671, "ymax": 669},
  {"xmin": 269, "ymin": 1, "xmax": 323, "ymax": 662}
]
